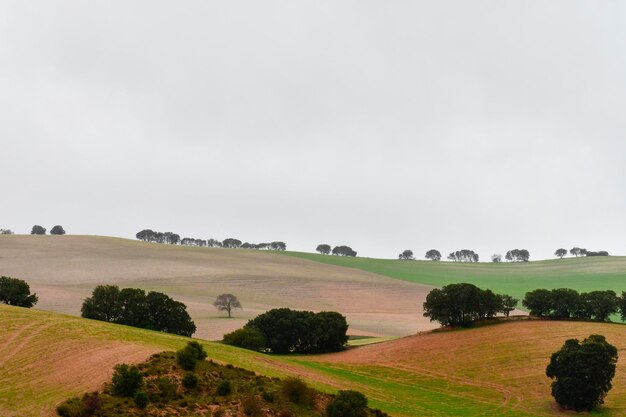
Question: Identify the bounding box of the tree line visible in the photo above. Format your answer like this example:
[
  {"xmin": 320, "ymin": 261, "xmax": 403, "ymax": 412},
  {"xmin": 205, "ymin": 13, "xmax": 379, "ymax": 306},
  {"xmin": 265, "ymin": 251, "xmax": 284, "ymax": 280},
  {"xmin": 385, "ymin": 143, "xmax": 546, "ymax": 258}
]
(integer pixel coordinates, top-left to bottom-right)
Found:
[
  {"xmin": 523, "ymin": 288, "xmax": 623, "ymax": 321},
  {"xmin": 81, "ymin": 285, "xmax": 196, "ymax": 336},
  {"xmin": 136, "ymin": 229, "xmax": 286, "ymax": 250}
]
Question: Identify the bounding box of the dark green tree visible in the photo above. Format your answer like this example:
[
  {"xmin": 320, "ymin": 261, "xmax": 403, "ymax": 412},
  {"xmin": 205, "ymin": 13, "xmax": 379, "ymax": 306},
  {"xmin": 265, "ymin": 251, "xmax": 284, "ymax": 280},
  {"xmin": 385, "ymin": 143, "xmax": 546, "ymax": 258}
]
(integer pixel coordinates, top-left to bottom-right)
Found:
[
  {"xmin": 146, "ymin": 291, "xmax": 196, "ymax": 336},
  {"xmin": 425, "ymin": 249, "xmax": 442, "ymax": 261},
  {"xmin": 398, "ymin": 249, "xmax": 414, "ymax": 260},
  {"xmin": 550, "ymin": 288, "xmax": 581, "ymax": 319},
  {"xmin": 81, "ymin": 285, "xmax": 121, "ymax": 322},
  {"xmin": 555, "ymin": 248, "xmax": 567, "ymax": 259},
  {"xmin": 311, "ymin": 311, "xmax": 349, "ymax": 353},
  {"xmin": 580, "ymin": 291, "xmax": 618, "ymax": 321},
  {"xmin": 116, "ymin": 288, "xmax": 150, "ymax": 328},
  {"xmin": 546, "ymin": 335, "xmax": 617, "ymax": 411},
  {"xmin": 0, "ymin": 276, "xmax": 38, "ymax": 307},
  {"xmin": 499, "ymin": 294, "xmax": 518, "ymax": 317},
  {"xmin": 50, "ymin": 225, "xmax": 66, "ymax": 235},
  {"xmin": 223, "ymin": 327, "xmax": 266, "ymax": 351},
  {"xmin": 222, "ymin": 238, "xmax": 242, "ymax": 248},
  {"xmin": 30, "ymin": 225, "xmax": 46, "ymax": 235},
  {"xmin": 522, "ymin": 289, "xmax": 553, "ymax": 317},
  {"xmin": 423, "ymin": 283, "xmax": 483, "ymax": 327},
  {"xmin": 316, "ymin": 244, "xmax": 331, "ymax": 255}
]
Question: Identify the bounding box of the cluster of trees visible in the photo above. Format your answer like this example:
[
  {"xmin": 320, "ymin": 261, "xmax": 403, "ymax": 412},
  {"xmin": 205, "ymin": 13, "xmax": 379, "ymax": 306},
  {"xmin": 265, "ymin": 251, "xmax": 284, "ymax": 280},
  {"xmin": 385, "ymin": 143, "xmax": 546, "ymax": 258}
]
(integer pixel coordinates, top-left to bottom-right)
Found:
[
  {"xmin": 523, "ymin": 289, "xmax": 624, "ymax": 321},
  {"xmin": 81, "ymin": 285, "xmax": 196, "ymax": 336},
  {"xmin": 224, "ymin": 308, "xmax": 349, "ymax": 354},
  {"xmin": 136, "ymin": 229, "xmax": 286, "ymax": 250},
  {"xmin": 505, "ymin": 249, "xmax": 530, "ymax": 262},
  {"xmin": 555, "ymin": 247, "xmax": 610, "ymax": 259},
  {"xmin": 0, "ymin": 276, "xmax": 38, "ymax": 307},
  {"xmin": 0, "ymin": 228, "xmax": 13, "ymax": 234},
  {"xmin": 447, "ymin": 250, "xmax": 479, "ymax": 263},
  {"xmin": 422, "ymin": 283, "xmax": 518, "ymax": 327},
  {"xmin": 546, "ymin": 334, "xmax": 617, "ymax": 411},
  {"xmin": 30, "ymin": 225, "xmax": 66, "ymax": 235},
  {"xmin": 316, "ymin": 244, "xmax": 357, "ymax": 257}
]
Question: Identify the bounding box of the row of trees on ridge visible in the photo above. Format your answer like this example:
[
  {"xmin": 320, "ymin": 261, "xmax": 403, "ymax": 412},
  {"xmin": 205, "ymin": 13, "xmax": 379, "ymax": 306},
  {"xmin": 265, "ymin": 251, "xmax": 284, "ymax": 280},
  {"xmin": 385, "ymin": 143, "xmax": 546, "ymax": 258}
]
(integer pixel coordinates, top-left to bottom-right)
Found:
[
  {"xmin": 523, "ymin": 288, "xmax": 624, "ymax": 321},
  {"xmin": 136, "ymin": 229, "xmax": 286, "ymax": 250},
  {"xmin": 316, "ymin": 244, "xmax": 357, "ymax": 257}
]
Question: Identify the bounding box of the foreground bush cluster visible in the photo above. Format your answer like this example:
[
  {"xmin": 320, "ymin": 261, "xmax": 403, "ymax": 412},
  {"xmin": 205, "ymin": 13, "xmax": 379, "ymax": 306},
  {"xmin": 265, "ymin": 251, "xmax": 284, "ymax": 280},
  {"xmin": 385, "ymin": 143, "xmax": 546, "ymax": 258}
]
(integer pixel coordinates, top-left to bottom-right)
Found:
[
  {"xmin": 57, "ymin": 342, "xmax": 388, "ymax": 417},
  {"xmin": 224, "ymin": 308, "xmax": 349, "ymax": 354},
  {"xmin": 81, "ymin": 285, "xmax": 196, "ymax": 336}
]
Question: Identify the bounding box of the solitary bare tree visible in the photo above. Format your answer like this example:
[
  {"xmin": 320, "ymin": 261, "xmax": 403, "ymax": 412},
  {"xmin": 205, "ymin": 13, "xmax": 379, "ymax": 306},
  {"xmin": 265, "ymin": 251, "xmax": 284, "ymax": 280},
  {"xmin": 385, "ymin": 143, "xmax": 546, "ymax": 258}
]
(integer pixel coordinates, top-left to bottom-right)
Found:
[{"xmin": 213, "ymin": 294, "xmax": 242, "ymax": 318}]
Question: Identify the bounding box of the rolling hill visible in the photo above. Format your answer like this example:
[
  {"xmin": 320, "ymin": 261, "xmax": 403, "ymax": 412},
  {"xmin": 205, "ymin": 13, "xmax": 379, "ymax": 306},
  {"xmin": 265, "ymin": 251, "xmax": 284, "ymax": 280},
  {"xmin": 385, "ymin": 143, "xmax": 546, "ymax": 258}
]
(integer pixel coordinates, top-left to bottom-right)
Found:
[
  {"xmin": 5, "ymin": 305, "xmax": 626, "ymax": 417},
  {"xmin": 285, "ymin": 251, "xmax": 626, "ymax": 307},
  {"xmin": 0, "ymin": 235, "xmax": 437, "ymax": 340}
]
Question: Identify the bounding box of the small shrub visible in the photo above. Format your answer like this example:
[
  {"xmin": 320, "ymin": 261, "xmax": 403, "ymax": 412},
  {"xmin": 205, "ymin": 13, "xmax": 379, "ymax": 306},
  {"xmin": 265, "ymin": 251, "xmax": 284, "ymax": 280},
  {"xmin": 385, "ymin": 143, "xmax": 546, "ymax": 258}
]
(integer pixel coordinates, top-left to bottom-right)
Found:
[
  {"xmin": 281, "ymin": 377, "xmax": 310, "ymax": 405},
  {"xmin": 242, "ymin": 395, "xmax": 263, "ymax": 417},
  {"xmin": 81, "ymin": 393, "xmax": 102, "ymax": 415},
  {"xmin": 156, "ymin": 377, "xmax": 178, "ymax": 401},
  {"xmin": 176, "ymin": 347, "xmax": 198, "ymax": 371},
  {"xmin": 182, "ymin": 372, "xmax": 198, "ymax": 389},
  {"xmin": 133, "ymin": 391, "xmax": 148, "ymax": 409},
  {"xmin": 222, "ymin": 327, "xmax": 266, "ymax": 351},
  {"xmin": 186, "ymin": 341, "xmax": 208, "ymax": 360},
  {"xmin": 217, "ymin": 380, "xmax": 232, "ymax": 396},
  {"xmin": 326, "ymin": 390, "xmax": 368, "ymax": 417},
  {"xmin": 56, "ymin": 397, "xmax": 82, "ymax": 417},
  {"xmin": 111, "ymin": 364, "xmax": 143, "ymax": 397}
]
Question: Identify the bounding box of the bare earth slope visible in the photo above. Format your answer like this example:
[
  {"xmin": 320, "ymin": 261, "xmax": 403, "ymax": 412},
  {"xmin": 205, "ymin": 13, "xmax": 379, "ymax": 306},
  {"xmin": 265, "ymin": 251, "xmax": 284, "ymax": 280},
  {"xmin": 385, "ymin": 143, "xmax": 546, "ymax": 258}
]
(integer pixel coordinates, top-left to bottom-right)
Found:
[{"xmin": 0, "ymin": 235, "xmax": 436, "ymax": 339}]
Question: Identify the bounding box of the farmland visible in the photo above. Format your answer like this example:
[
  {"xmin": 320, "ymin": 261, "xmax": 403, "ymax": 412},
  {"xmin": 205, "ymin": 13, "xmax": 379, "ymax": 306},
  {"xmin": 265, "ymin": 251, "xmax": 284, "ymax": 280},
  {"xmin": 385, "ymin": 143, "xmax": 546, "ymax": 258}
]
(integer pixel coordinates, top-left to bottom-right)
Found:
[
  {"xmin": 285, "ymin": 251, "xmax": 626, "ymax": 308},
  {"xmin": 5, "ymin": 305, "xmax": 626, "ymax": 416},
  {"xmin": 0, "ymin": 235, "xmax": 436, "ymax": 339}
]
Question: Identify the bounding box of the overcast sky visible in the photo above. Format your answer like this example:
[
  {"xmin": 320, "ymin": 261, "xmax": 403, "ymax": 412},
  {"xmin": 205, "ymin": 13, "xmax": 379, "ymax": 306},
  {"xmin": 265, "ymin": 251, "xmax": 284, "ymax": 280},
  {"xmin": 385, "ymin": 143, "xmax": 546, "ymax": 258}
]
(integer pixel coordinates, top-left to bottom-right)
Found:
[{"xmin": 1, "ymin": 1, "xmax": 625, "ymax": 260}]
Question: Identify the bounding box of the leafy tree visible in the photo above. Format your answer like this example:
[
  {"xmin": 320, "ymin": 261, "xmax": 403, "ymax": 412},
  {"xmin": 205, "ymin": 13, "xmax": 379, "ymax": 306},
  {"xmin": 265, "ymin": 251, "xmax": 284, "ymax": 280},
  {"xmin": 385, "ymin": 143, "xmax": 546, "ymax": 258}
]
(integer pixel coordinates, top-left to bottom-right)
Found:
[
  {"xmin": 617, "ymin": 292, "xmax": 626, "ymax": 322},
  {"xmin": 50, "ymin": 225, "xmax": 66, "ymax": 235},
  {"xmin": 146, "ymin": 291, "xmax": 196, "ymax": 336},
  {"xmin": 316, "ymin": 244, "xmax": 331, "ymax": 255},
  {"xmin": 117, "ymin": 288, "xmax": 150, "ymax": 328},
  {"xmin": 30, "ymin": 225, "xmax": 46, "ymax": 235},
  {"xmin": 505, "ymin": 249, "xmax": 530, "ymax": 262},
  {"xmin": 580, "ymin": 291, "xmax": 618, "ymax": 321},
  {"xmin": 223, "ymin": 327, "xmax": 266, "ymax": 351},
  {"xmin": 491, "ymin": 254, "xmax": 502, "ymax": 263},
  {"xmin": 398, "ymin": 249, "xmax": 414, "ymax": 260},
  {"xmin": 555, "ymin": 248, "xmax": 567, "ymax": 259},
  {"xmin": 522, "ymin": 289, "xmax": 553, "ymax": 317},
  {"xmin": 207, "ymin": 238, "xmax": 223, "ymax": 247},
  {"xmin": 550, "ymin": 288, "xmax": 580, "ymax": 319},
  {"xmin": 447, "ymin": 249, "xmax": 479, "ymax": 262},
  {"xmin": 425, "ymin": 249, "xmax": 441, "ymax": 261},
  {"xmin": 332, "ymin": 245, "xmax": 357, "ymax": 257},
  {"xmin": 570, "ymin": 247, "xmax": 583, "ymax": 257},
  {"xmin": 311, "ymin": 311, "xmax": 349, "ymax": 353},
  {"xmin": 0, "ymin": 276, "xmax": 38, "ymax": 307},
  {"xmin": 326, "ymin": 390, "xmax": 368, "ymax": 417},
  {"xmin": 270, "ymin": 241, "xmax": 287, "ymax": 251},
  {"xmin": 111, "ymin": 364, "xmax": 143, "ymax": 397},
  {"xmin": 213, "ymin": 293, "xmax": 242, "ymax": 318},
  {"xmin": 222, "ymin": 238, "xmax": 242, "ymax": 248},
  {"xmin": 546, "ymin": 335, "xmax": 617, "ymax": 411},
  {"xmin": 81, "ymin": 285, "xmax": 121, "ymax": 322},
  {"xmin": 499, "ymin": 294, "xmax": 518, "ymax": 317},
  {"xmin": 423, "ymin": 283, "xmax": 483, "ymax": 327}
]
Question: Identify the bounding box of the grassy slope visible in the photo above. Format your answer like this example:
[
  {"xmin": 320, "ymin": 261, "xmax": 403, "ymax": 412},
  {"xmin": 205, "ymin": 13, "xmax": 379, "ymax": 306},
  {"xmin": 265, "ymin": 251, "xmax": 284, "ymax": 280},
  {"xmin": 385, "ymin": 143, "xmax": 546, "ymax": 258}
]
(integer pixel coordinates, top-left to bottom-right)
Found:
[
  {"xmin": 283, "ymin": 251, "xmax": 626, "ymax": 304},
  {"xmin": 6, "ymin": 305, "xmax": 626, "ymax": 417}
]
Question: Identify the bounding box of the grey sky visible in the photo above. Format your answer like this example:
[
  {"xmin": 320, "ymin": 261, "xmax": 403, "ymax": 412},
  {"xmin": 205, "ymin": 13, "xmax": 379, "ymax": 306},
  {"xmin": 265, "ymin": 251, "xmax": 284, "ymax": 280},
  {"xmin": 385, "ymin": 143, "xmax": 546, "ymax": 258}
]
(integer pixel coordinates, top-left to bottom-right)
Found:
[{"xmin": 1, "ymin": 1, "xmax": 625, "ymax": 260}]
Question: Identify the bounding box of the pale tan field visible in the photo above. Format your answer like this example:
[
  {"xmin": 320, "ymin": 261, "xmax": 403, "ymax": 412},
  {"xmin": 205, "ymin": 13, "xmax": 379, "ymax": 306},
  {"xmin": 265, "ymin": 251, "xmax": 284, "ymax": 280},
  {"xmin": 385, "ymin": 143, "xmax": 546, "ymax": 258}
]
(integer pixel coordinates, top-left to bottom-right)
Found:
[{"xmin": 0, "ymin": 235, "xmax": 437, "ymax": 339}]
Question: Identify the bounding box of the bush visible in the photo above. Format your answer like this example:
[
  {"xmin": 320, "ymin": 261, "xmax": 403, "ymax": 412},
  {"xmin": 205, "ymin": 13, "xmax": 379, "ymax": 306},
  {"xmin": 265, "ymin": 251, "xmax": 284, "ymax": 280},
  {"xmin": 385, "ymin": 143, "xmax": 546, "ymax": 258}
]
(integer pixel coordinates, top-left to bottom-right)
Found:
[
  {"xmin": 133, "ymin": 391, "xmax": 148, "ymax": 409},
  {"xmin": 327, "ymin": 390, "xmax": 368, "ymax": 417},
  {"xmin": 186, "ymin": 341, "xmax": 207, "ymax": 360},
  {"xmin": 50, "ymin": 225, "xmax": 66, "ymax": 235},
  {"xmin": 223, "ymin": 327, "xmax": 266, "ymax": 351},
  {"xmin": 217, "ymin": 380, "xmax": 231, "ymax": 396},
  {"xmin": 242, "ymin": 396, "xmax": 263, "ymax": 417},
  {"xmin": 56, "ymin": 397, "xmax": 82, "ymax": 417},
  {"xmin": 182, "ymin": 372, "xmax": 198, "ymax": 389},
  {"xmin": 156, "ymin": 377, "xmax": 178, "ymax": 401},
  {"xmin": 546, "ymin": 334, "xmax": 618, "ymax": 411},
  {"xmin": 281, "ymin": 377, "xmax": 310, "ymax": 405},
  {"xmin": 111, "ymin": 364, "xmax": 143, "ymax": 397},
  {"xmin": 176, "ymin": 341, "xmax": 207, "ymax": 371}
]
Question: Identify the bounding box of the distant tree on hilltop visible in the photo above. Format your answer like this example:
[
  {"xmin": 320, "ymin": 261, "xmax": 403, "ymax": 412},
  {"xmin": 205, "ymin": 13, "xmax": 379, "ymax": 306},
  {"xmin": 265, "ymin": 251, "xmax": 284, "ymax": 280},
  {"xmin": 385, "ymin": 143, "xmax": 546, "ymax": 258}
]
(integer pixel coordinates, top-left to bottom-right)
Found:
[
  {"xmin": 0, "ymin": 229, "xmax": 14, "ymax": 235},
  {"xmin": 213, "ymin": 294, "xmax": 242, "ymax": 318},
  {"xmin": 332, "ymin": 245, "xmax": 357, "ymax": 257},
  {"xmin": 398, "ymin": 249, "xmax": 414, "ymax": 260},
  {"xmin": 207, "ymin": 238, "xmax": 222, "ymax": 248},
  {"xmin": 491, "ymin": 254, "xmax": 502, "ymax": 263},
  {"xmin": 30, "ymin": 225, "xmax": 46, "ymax": 235},
  {"xmin": 222, "ymin": 238, "xmax": 242, "ymax": 248},
  {"xmin": 50, "ymin": 225, "xmax": 66, "ymax": 235},
  {"xmin": 316, "ymin": 244, "xmax": 331, "ymax": 255},
  {"xmin": 505, "ymin": 249, "xmax": 530, "ymax": 262},
  {"xmin": 555, "ymin": 248, "xmax": 567, "ymax": 259},
  {"xmin": 447, "ymin": 250, "xmax": 479, "ymax": 262},
  {"xmin": 425, "ymin": 249, "xmax": 441, "ymax": 261}
]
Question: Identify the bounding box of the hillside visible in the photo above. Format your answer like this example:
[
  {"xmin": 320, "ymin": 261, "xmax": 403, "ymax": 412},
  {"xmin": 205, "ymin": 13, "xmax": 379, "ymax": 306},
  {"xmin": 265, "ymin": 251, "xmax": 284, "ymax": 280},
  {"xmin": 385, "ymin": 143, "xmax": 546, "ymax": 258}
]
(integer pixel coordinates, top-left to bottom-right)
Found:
[
  {"xmin": 0, "ymin": 235, "xmax": 436, "ymax": 339},
  {"xmin": 285, "ymin": 251, "xmax": 626, "ymax": 306},
  {"xmin": 6, "ymin": 306, "xmax": 626, "ymax": 416}
]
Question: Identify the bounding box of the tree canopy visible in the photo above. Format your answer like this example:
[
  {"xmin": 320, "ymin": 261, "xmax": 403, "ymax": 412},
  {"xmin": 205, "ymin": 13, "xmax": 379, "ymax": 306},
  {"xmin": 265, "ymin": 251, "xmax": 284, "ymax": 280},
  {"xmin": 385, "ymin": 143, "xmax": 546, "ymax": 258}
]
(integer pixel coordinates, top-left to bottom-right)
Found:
[
  {"xmin": 30, "ymin": 225, "xmax": 46, "ymax": 235},
  {"xmin": 425, "ymin": 249, "xmax": 441, "ymax": 261},
  {"xmin": 523, "ymin": 288, "xmax": 620, "ymax": 321},
  {"xmin": 546, "ymin": 334, "xmax": 617, "ymax": 411},
  {"xmin": 554, "ymin": 248, "xmax": 567, "ymax": 259},
  {"xmin": 505, "ymin": 249, "xmax": 530, "ymax": 262},
  {"xmin": 81, "ymin": 285, "xmax": 196, "ymax": 336},
  {"xmin": 0, "ymin": 276, "xmax": 38, "ymax": 308},
  {"xmin": 316, "ymin": 244, "xmax": 331, "ymax": 255},
  {"xmin": 446, "ymin": 250, "xmax": 479, "ymax": 263},
  {"xmin": 398, "ymin": 249, "xmax": 414, "ymax": 260},
  {"xmin": 332, "ymin": 245, "xmax": 357, "ymax": 257},
  {"xmin": 50, "ymin": 225, "xmax": 66, "ymax": 235}
]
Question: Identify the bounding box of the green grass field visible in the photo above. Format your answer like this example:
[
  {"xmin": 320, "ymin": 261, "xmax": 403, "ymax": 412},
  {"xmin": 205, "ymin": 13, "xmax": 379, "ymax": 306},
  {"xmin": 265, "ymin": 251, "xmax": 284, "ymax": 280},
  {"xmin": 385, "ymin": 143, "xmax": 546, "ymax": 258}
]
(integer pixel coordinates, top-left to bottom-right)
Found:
[{"xmin": 283, "ymin": 251, "xmax": 626, "ymax": 305}]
